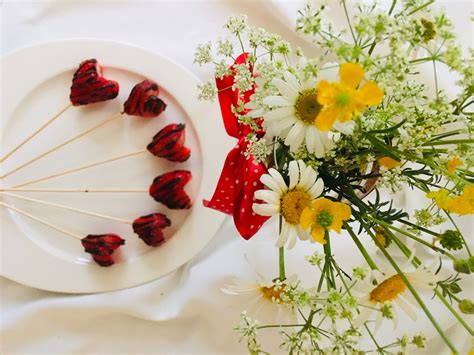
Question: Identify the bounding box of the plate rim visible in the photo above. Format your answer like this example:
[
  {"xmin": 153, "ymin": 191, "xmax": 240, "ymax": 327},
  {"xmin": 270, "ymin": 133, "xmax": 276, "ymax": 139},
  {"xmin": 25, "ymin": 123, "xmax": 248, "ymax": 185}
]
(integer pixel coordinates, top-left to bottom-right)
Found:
[{"xmin": 0, "ymin": 38, "xmax": 232, "ymax": 293}]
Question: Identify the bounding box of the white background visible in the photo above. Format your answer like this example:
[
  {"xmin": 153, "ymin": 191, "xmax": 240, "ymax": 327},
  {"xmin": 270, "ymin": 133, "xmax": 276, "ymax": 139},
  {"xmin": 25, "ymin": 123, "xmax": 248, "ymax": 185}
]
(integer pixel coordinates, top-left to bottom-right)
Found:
[{"xmin": 1, "ymin": 0, "xmax": 473, "ymax": 353}]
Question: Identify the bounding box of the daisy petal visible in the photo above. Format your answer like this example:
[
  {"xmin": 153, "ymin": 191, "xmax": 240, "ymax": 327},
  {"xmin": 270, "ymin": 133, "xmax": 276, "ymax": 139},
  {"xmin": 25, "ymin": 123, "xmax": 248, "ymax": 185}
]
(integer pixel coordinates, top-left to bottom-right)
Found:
[
  {"xmin": 283, "ymin": 71, "xmax": 301, "ymax": 93},
  {"xmin": 254, "ymin": 190, "xmax": 280, "ymax": 205},
  {"xmin": 312, "ymin": 130, "xmax": 325, "ymax": 158},
  {"xmin": 273, "ymin": 78, "xmax": 299, "ymax": 101},
  {"xmin": 305, "ymin": 126, "xmax": 316, "ymax": 154},
  {"xmin": 309, "ymin": 178, "xmax": 324, "ymax": 199},
  {"xmin": 396, "ymin": 297, "xmax": 417, "ymax": 321},
  {"xmin": 284, "ymin": 121, "xmax": 305, "ymax": 152},
  {"xmin": 288, "ymin": 160, "xmax": 299, "ymax": 190},
  {"xmin": 276, "ymin": 222, "xmax": 290, "ymax": 247},
  {"xmin": 263, "ymin": 95, "xmax": 292, "ymax": 107},
  {"xmin": 287, "ymin": 226, "xmax": 298, "ymax": 249},
  {"xmin": 260, "ymin": 173, "xmax": 284, "ymax": 194},
  {"xmin": 264, "ymin": 107, "xmax": 294, "ymax": 121},
  {"xmin": 298, "ymin": 165, "xmax": 318, "ymax": 190},
  {"xmin": 268, "ymin": 168, "xmax": 288, "ymax": 193},
  {"xmin": 252, "ymin": 203, "xmax": 278, "ymax": 216},
  {"xmin": 353, "ymin": 307, "xmax": 373, "ymax": 328}
]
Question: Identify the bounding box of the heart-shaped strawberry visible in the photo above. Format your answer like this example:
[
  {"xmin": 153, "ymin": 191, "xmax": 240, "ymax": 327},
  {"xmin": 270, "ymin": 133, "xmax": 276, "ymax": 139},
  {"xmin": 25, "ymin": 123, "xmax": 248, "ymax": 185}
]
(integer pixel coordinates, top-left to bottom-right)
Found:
[
  {"xmin": 123, "ymin": 79, "xmax": 167, "ymax": 118},
  {"xmin": 70, "ymin": 59, "xmax": 120, "ymax": 106},
  {"xmin": 149, "ymin": 170, "xmax": 192, "ymax": 209},
  {"xmin": 81, "ymin": 233, "xmax": 125, "ymax": 267},
  {"xmin": 147, "ymin": 123, "xmax": 191, "ymax": 162},
  {"xmin": 132, "ymin": 213, "xmax": 171, "ymax": 246}
]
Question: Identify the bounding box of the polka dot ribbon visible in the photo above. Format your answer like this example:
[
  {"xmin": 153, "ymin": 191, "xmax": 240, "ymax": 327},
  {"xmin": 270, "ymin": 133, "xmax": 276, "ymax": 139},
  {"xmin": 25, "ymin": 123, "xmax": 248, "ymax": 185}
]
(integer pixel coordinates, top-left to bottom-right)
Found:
[{"xmin": 203, "ymin": 53, "xmax": 270, "ymax": 240}]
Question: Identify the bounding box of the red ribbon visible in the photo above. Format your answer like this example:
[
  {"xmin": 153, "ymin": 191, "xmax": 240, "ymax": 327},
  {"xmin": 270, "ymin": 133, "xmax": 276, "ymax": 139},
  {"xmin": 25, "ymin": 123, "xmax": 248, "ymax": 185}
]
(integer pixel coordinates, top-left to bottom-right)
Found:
[{"xmin": 203, "ymin": 54, "xmax": 270, "ymax": 240}]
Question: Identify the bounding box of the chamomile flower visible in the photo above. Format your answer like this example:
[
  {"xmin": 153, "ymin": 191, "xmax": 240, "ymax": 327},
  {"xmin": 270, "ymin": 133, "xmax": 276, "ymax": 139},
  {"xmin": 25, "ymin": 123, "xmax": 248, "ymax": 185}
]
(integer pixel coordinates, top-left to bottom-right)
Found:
[
  {"xmin": 260, "ymin": 71, "xmax": 336, "ymax": 157},
  {"xmin": 353, "ymin": 259, "xmax": 439, "ymax": 331},
  {"xmin": 222, "ymin": 276, "xmax": 298, "ymax": 324},
  {"xmin": 252, "ymin": 160, "xmax": 324, "ymax": 249}
]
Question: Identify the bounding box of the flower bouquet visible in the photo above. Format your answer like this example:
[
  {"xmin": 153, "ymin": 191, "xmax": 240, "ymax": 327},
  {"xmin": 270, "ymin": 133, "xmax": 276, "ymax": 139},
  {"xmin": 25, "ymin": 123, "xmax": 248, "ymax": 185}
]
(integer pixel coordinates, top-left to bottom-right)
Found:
[{"xmin": 195, "ymin": 0, "xmax": 473, "ymax": 353}]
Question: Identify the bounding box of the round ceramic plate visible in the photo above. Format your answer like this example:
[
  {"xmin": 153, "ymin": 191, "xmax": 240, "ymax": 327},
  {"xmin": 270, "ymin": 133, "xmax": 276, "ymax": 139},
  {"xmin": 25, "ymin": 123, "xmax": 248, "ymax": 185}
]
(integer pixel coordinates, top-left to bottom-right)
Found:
[{"xmin": 0, "ymin": 39, "xmax": 232, "ymax": 293}]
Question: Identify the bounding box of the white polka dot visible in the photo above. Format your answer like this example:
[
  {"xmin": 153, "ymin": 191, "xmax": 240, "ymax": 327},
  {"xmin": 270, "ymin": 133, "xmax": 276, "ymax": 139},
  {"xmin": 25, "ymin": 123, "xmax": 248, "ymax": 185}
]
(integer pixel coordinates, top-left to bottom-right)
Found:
[
  {"xmin": 235, "ymin": 179, "xmax": 239, "ymax": 184},
  {"xmin": 216, "ymin": 199, "xmax": 220, "ymax": 202},
  {"xmin": 245, "ymin": 168, "xmax": 248, "ymax": 172},
  {"xmin": 252, "ymin": 212, "xmax": 256, "ymax": 216},
  {"xmin": 220, "ymin": 190, "xmax": 225, "ymax": 193},
  {"xmin": 231, "ymin": 185, "xmax": 234, "ymax": 189},
  {"xmin": 244, "ymin": 181, "xmax": 248, "ymax": 186},
  {"xmin": 225, "ymin": 196, "xmax": 230, "ymax": 200},
  {"xmin": 241, "ymin": 208, "xmax": 245, "ymax": 213},
  {"xmin": 254, "ymin": 169, "xmax": 258, "ymax": 173},
  {"xmin": 253, "ymin": 182, "xmax": 257, "ymax": 186},
  {"xmin": 250, "ymin": 225, "xmax": 254, "ymax": 229},
  {"xmin": 225, "ymin": 177, "xmax": 229, "ymax": 181},
  {"xmin": 230, "ymin": 162, "xmax": 235, "ymax": 166}
]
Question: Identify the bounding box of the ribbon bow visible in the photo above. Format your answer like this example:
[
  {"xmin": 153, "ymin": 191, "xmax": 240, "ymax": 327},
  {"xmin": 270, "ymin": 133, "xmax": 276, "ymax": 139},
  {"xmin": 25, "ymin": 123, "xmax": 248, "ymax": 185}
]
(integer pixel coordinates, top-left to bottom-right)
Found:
[{"xmin": 203, "ymin": 53, "xmax": 270, "ymax": 240}]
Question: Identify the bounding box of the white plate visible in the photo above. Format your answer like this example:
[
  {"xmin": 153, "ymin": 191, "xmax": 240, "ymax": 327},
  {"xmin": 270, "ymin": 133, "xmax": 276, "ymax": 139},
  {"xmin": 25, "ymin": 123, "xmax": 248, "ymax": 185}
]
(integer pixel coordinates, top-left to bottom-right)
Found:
[{"xmin": 0, "ymin": 39, "xmax": 232, "ymax": 293}]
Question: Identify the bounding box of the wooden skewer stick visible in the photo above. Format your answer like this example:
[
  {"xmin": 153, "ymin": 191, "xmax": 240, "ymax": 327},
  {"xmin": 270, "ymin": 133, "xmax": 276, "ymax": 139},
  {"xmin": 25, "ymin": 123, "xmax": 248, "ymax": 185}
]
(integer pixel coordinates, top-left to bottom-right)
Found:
[
  {"xmin": 0, "ymin": 103, "xmax": 73, "ymax": 163},
  {"xmin": 0, "ymin": 112, "xmax": 122, "ymax": 180},
  {"xmin": 1, "ymin": 192, "xmax": 133, "ymax": 224},
  {"xmin": 0, "ymin": 188, "xmax": 148, "ymax": 193},
  {"xmin": 14, "ymin": 149, "xmax": 148, "ymax": 188},
  {"xmin": 0, "ymin": 201, "xmax": 82, "ymax": 240}
]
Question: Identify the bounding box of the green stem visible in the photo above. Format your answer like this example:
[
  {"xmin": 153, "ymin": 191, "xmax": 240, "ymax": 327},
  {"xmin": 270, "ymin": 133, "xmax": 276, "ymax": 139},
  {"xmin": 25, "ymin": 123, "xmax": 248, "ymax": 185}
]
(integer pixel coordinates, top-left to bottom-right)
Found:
[
  {"xmin": 388, "ymin": 0, "xmax": 397, "ymax": 15},
  {"xmin": 377, "ymin": 246, "xmax": 458, "ymax": 353},
  {"xmin": 369, "ymin": 217, "xmax": 456, "ymax": 260},
  {"xmin": 405, "ymin": 0, "xmax": 435, "ymax": 16},
  {"xmin": 278, "ymin": 217, "xmax": 286, "ymax": 281},
  {"xmin": 342, "ymin": 0, "xmax": 357, "ymax": 44},
  {"xmin": 398, "ymin": 219, "xmax": 440, "ymax": 237},
  {"xmin": 279, "ymin": 246, "xmax": 286, "ymax": 281},
  {"xmin": 344, "ymin": 222, "xmax": 378, "ymax": 270},
  {"xmin": 323, "ymin": 232, "xmax": 335, "ymax": 290},
  {"xmin": 423, "ymin": 139, "xmax": 474, "ymax": 146}
]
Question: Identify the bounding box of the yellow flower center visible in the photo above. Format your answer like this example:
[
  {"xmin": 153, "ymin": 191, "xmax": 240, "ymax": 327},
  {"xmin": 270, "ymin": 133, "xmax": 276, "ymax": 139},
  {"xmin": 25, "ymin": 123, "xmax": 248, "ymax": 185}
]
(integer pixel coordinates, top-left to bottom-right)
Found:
[
  {"xmin": 281, "ymin": 190, "xmax": 311, "ymax": 225},
  {"xmin": 294, "ymin": 88, "xmax": 321, "ymax": 125},
  {"xmin": 260, "ymin": 284, "xmax": 286, "ymax": 303},
  {"xmin": 369, "ymin": 275, "xmax": 406, "ymax": 304},
  {"xmin": 316, "ymin": 210, "xmax": 333, "ymax": 228},
  {"xmin": 335, "ymin": 91, "xmax": 350, "ymax": 107}
]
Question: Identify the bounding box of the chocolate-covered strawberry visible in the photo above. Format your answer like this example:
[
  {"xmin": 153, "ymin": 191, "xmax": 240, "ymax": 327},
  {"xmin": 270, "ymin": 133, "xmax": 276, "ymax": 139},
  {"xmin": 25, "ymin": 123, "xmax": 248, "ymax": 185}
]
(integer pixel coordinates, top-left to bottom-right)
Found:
[
  {"xmin": 132, "ymin": 213, "xmax": 171, "ymax": 247},
  {"xmin": 123, "ymin": 79, "xmax": 167, "ymax": 118},
  {"xmin": 81, "ymin": 233, "xmax": 125, "ymax": 267},
  {"xmin": 149, "ymin": 170, "xmax": 192, "ymax": 209},
  {"xmin": 147, "ymin": 123, "xmax": 191, "ymax": 162},
  {"xmin": 70, "ymin": 59, "xmax": 119, "ymax": 106}
]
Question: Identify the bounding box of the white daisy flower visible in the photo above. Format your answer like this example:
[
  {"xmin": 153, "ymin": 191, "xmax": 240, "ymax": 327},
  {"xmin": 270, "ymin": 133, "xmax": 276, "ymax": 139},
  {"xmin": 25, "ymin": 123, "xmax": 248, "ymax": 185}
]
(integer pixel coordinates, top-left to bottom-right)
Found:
[
  {"xmin": 222, "ymin": 276, "xmax": 298, "ymax": 325},
  {"xmin": 352, "ymin": 257, "xmax": 439, "ymax": 331},
  {"xmin": 252, "ymin": 160, "xmax": 324, "ymax": 249},
  {"xmin": 260, "ymin": 70, "xmax": 335, "ymax": 157}
]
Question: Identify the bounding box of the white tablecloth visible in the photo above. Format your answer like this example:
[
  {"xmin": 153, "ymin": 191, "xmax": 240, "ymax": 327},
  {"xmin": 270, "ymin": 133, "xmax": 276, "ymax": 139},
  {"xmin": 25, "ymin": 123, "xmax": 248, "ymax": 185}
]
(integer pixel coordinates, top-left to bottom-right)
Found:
[{"xmin": 1, "ymin": 1, "xmax": 472, "ymax": 353}]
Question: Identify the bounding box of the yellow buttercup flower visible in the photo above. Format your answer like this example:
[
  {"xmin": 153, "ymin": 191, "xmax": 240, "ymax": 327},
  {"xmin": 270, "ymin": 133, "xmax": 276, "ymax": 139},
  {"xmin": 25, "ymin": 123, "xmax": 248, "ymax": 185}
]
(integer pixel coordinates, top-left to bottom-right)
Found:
[
  {"xmin": 427, "ymin": 186, "xmax": 474, "ymax": 215},
  {"xmin": 426, "ymin": 189, "xmax": 451, "ymax": 209},
  {"xmin": 315, "ymin": 63, "xmax": 384, "ymax": 131},
  {"xmin": 448, "ymin": 186, "xmax": 474, "ymax": 215},
  {"xmin": 447, "ymin": 157, "xmax": 463, "ymax": 173},
  {"xmin": 300, "ymin": 198, "xmax": 351, "ymax": 244},
  {"xmin": 378, "ymin": 156, "xmax": 401, "ymax": 169}
]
